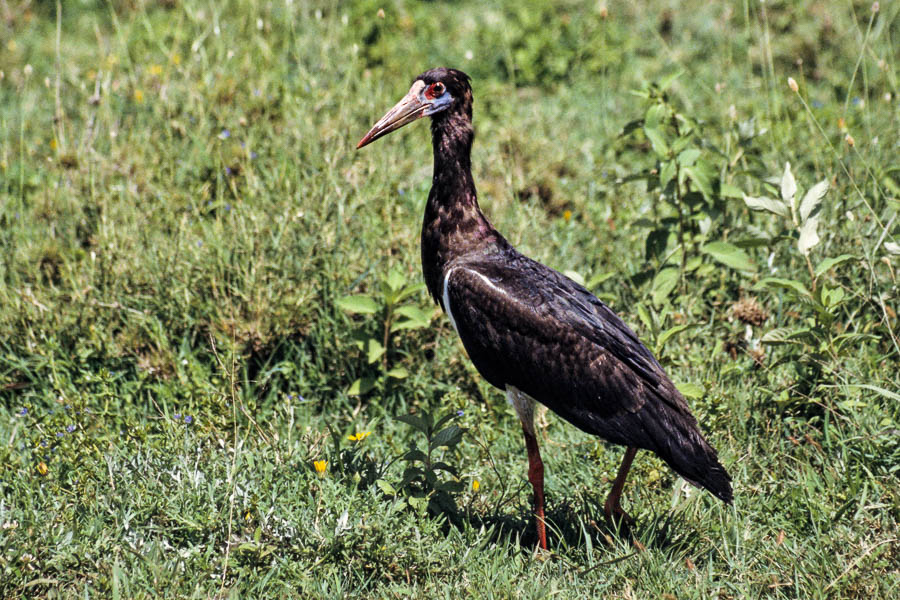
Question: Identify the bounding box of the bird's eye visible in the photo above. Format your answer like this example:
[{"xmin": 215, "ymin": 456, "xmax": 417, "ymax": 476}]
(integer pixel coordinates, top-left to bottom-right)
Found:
[{"xmin": 431, "ymin": 82, "xmax": 445, "ymax": 97}]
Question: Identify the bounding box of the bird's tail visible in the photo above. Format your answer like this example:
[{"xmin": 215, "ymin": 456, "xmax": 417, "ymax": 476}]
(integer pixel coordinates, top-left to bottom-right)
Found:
[{"xmin": 639, "ymin": 404, "xmax": 733, "ymax": 504}]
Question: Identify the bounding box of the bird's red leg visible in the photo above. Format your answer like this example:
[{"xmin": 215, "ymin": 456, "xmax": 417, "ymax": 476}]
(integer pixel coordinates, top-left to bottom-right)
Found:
[
  {"xmin": 604, "ymin": 446, "xmax": 638, "ymax": 527},
  {"xmin": 522, "ymin": 425, "xmax": 548, "ymax": 550}
]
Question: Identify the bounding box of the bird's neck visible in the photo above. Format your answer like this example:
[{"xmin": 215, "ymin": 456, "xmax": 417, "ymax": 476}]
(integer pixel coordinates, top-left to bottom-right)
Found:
[{"xmin": 421, "ymin": 112, "xmax": 502, "ymax": 303}]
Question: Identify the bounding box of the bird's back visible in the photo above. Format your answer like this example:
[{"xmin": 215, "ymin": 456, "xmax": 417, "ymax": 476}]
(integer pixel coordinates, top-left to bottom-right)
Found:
[{"xmin": 441, "ymin": 247, "xmax": 733, "ymax": 503}]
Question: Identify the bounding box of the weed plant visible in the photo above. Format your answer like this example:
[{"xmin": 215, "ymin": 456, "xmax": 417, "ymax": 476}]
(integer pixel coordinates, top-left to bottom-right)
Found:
[{"xmin": 0, "ymin": 1, "xmax": 898, "ymax": 598}]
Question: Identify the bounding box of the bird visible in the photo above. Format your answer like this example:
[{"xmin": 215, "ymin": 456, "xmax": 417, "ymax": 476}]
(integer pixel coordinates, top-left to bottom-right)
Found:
[{"xmin": 356, "ymin": 68, "xmax": 732, "ymax": 550}]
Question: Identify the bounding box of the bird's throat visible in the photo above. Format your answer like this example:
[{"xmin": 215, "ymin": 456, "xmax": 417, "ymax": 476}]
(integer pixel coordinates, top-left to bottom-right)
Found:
[{"xmin": 421, "ymin": 111, "xmax": 501, "ymax": 304}]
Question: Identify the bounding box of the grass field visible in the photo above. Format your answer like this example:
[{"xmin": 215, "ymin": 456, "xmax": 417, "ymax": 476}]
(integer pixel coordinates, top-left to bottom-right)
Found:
[{"xmin": 1, "ymin": 0, "xmax": 899, "ymax": 597}]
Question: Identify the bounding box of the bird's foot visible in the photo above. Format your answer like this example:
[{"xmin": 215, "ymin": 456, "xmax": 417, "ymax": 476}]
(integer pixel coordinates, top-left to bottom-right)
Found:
[{"xmin": 603, "ymin": 496, "xmax": 635, "ymax": 531}]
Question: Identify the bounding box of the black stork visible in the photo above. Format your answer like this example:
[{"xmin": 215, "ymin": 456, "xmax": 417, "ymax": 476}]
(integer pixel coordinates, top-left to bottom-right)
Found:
[{"xmin": 357, "ymin": 68, "xmax": 732, "ymax": 550}]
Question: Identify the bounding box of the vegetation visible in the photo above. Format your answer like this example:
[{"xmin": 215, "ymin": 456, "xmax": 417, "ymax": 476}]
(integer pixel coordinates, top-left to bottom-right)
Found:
[{"xmin": 1, "ymin": 0, "xmax": 898, "ymax": 597}]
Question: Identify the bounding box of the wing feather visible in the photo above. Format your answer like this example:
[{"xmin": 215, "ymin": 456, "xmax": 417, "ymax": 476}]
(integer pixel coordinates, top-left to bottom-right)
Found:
[{"xmin": 444, "ymin": 254, "xmax": 692, "ymax": 440}]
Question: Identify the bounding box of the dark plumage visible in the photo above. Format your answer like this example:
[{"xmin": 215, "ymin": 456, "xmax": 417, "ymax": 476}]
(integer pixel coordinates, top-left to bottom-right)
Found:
[{"xmin": 358, "ymin": 68, "xmax": 731, "ymax": 550}]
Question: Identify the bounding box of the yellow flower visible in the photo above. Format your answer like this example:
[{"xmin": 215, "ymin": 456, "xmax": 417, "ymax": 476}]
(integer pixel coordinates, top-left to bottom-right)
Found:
[
  {"xmin": 49, "ymin": 138, "xmax": 57, "ymax": 151},
  {"xmin": 133, "ymin": 89, "xmax": 144, "ymax": 103},
  {"xmin": 347, "ymin": 431, "xmax": 371, "ymax": 442},
  {"xmin": 244, "ymin": 509, "xmax": 253, "ymax": 521},
  {"xmin": 172, "ymin": 53, "xmax": 182, "ymax": 66},
  {"xmin": 472, "ymin": 479, "xmax": 480, "ymax": 492},
  {"xmin": 313, "ymin": 460, "xmax": 327, "ymax": 475},
  {"xmin": 149, "ymin": 64, "xmax": 163, "ymax": 76},
  {"xmin": 563, "ymin": 210, "xmax": 572, "ymax": 222},
  {"xmin": 36, "ymin": 462, "xmax": 48, "ymax": 476}
]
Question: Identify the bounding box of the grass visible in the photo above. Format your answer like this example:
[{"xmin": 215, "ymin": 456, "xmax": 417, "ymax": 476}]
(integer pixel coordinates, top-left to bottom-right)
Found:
[{"xmin": 1, "ymin": 0, "xmax": 898, "ymax": 597}]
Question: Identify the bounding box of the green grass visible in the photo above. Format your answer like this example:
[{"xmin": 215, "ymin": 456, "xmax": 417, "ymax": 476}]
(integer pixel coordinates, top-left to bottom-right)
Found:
[{"xmin": 1, "ymin": 0, "xmax": 898, "ymax": 597}]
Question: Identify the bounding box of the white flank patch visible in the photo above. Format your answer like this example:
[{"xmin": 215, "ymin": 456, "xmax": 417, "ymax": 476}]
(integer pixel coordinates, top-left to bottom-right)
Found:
[
  {"xmin": 507, "ymin": 386, "xmax": 536, "ymax": 436},
  {"xmin": 442, "ymin": 268, "xmax": 459, "ymax": 334},
  {"xmin": 470, "ymin": 270, "xmax": 512, "ymax": 299}
]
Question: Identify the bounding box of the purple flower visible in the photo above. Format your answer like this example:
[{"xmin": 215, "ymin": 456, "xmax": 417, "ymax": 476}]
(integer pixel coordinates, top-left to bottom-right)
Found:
[
  {"xmin": 18, "ymin": 408, "xmax": 27, "ymax": 416},
  {"xmin": 57, "ymin": 432, "xmax": 65, "ymax": 437},
  {"xmin": 196, "ymin": 241, "xmax": 203, "ymax": 247},
  {"xmin": 174, "ymin": 413, "xmax": 181, "ymax": 420},
  {"xmin": 220, "ymin": 129, "xmax": 231, "ymax": 139},
  {"xmin": 184, "ymin": 415, "xmax": 193, "ymax": 424},
  {"xmin": 225, "ymin": 204, "xmax": 231, "ymax": 211},
  {"xmin": 41, "ymin": 440, "xmax": 48, "ymax": 447},
  {"xmin": 66, "ymin": 425, "xmax": 76, "ymax": 433},
  {"xmin": 456, "ymin": 410, "xmax": 464, "ymax": 417},
  {"xmin": 225, "ymin": 166, "xmax": 232, "ymax": 176},
  {"xmin": 250, "ymin": 151, "xmax": 257, "ymax": 160}
]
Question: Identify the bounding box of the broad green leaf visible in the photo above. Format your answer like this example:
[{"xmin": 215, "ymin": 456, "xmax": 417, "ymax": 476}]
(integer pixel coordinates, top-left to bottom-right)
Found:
[
  {"xmin": 743, "ymin": 195, "xmax": 789, "ymax": 217},
  {"xmin": 586, "ymin": 271, "xmax": 615, "ymax": 289},
  {"xmin": 659, "ymin": 159, "xmax": 676, "ymax": 191},
  {"xmin": 761, "ymin": 327, "xmax": 796, "ymax": 345},
  {"xmin": 721, "ymin": 182, "xmax": 744, "ymax": 199},
  {"xmin": 397, "ymin": 413, "xmax": 428, "ymax": 434},
  {"xmin": 781, "ymin": 162, "xmax": 796, "ymax": 209},
  {"xmin": 404, "ymin": 449, "xmax": 428, "ymax": 463},
  {"xmin": 799, "ymin": 179, "xmax": 828, "ymax": 222},
  {"xmin": 657, "ymin": 323, "xmax": 693, "ymax": 349},
  {"xmin": 658, "ymin": 69, "xmax": 685, "ymax": 91},
  {"xmin": 671, "ymin": 134, "xmax": 693, "ymax": 154},
  {"xmin": 393, "ymin": 305, "xmax": 431, "ymax": 323},
  {"xmin": 385, "ymin": 268, "xmax": 406, "ymax": 293},
  {"xmin": 391, "ymin": 319, "xmax": 429, "ymax": 332},
  {"xmin": 395, "ymin": 282, "xmax": 426, "ymax": 303},
  {"xmin": 814, "ymin": 254, "xmax": 857, "ymax": 277},
  {"xmin": 431, "ymin": 461, "xmax": 458, "ymax": 475},
  {"xmin": 797, "ymin": 216, "xmax": 819, "ymax": 256},
  {"xmin": 430, "ymin": 425, "xmax": 463, "ymax": 449},
  {"xmin": 386, "ymin": 366, "xmax": 409, "ymax": 379},
  {"xmin": 635, "ymin": 303, "xmax": 653, "ymax": 332},
  {"xmin": 367, "ymin": 338, "xmax": 385, "ymax": 364},
  {"xmin": 683, "ymin": 162, "xmax": 714, "ymax": 200},
  {"xmin": 675, "ymin": 382, "xmax": 704, "ymax": 399},
  {"xmin": 677, "ymin": 148, "xmax": 701, "ymax": 167},
  {"xmin": 645, "ymin": 103, "xmax": 664, "ymax": 129},
  {"xmin": 824, "ymin": 286, "xmax": 844, "ymax": 307},
  {"xmin": 376, "ymin": 480, "xmax": 397, "ymax": 496},
  {"xmin": 433, "ymin": 412, "xmax": 457, "ymax": 432},
  {"xmin": 701, "ymin": 241, "xmax": 756, "ymax": 272},
  {"xmin": 651, "ymin": 268, "xmax": 679, "ymax": 305},
  {"xmin": 336, "ymin": 294, "xmax": 379, "ymax": 314},
  {"xmin": 563, "ymin": 270, "xmax": 585, "ymax": 286},
  {"xmin": 347, "ymin": 376, "xmax": 377, "ymax": 395},
  {"xmin": 644, "ymin": 126, "xmax": 669, "ymax": 158},
  {"xmin": 757, "ymin": 277, "xmax": 811, "ymax": 297}
]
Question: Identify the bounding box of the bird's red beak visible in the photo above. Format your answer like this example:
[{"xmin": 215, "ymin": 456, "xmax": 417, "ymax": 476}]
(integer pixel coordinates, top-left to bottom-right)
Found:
[{"xmin": 357, "ymin": 81, "xmax": 428, "ymax": 149}]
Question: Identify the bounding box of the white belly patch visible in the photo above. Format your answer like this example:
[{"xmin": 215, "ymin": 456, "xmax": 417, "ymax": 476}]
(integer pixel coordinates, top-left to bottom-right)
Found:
[
  {"xmin": 442, "ymin": 268, "xmax": 459, "ymax": 334},
  {"xmin": 507, "ymin": 386, "xmax": 537, "ymax": 436}
]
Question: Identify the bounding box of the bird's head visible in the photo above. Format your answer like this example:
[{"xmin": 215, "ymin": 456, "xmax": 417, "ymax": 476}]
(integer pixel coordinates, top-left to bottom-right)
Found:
[{"xmin": 357, "ymin": 68, "xmax": 472, "ymax": 149}]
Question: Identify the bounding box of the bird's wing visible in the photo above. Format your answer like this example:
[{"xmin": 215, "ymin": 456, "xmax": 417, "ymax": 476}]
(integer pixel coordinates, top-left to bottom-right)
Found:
[{"xmin": 443, "ymin": 254, "xmax": 691, "ymax": 427}]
